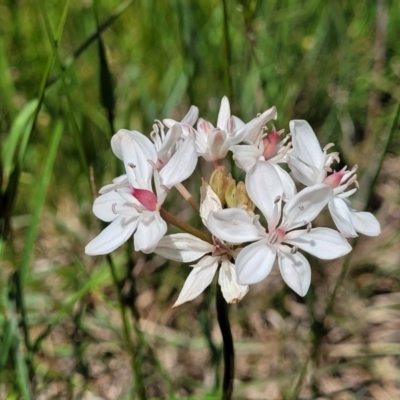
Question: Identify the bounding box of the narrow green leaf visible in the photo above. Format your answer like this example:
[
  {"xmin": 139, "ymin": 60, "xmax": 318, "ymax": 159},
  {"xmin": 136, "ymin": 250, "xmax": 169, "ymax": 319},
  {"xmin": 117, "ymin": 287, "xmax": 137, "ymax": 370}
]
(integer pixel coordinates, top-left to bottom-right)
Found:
[
  {"xmin": 20, "ymin": 120, "xmax": 63, "ymax": 283},
  {"xmin": 2, "ymin": 99, "xmax": 39, "ymax": 180},
  {"xmin": 97, "ymin": 29, "xmax": 115, "ymax": 134},
  {"xmin": 0, "ymin": 38, "xmax": 17, "ymax": 118},
  {"xmin": 14, "ymin": 337, "xmax": 33, "ymax": 400}
]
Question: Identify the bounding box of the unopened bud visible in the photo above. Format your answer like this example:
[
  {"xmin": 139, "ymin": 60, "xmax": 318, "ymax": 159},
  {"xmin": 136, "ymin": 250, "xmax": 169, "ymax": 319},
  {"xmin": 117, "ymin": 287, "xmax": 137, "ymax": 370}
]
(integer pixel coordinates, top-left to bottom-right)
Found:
[
  {"xmin": 225, "ymin": 175, "xmax": 237, "ymax": 208},
  {"xmin": 225, "ymin": 179, "xmax": 255, "ymax": 211},
  {"xmin": 235, "ymin": 182, "xmax": 255, "ymax": 211},
  {"xmin": 209, "ymin": 166, "xmax": 229, "ymax": 206}
]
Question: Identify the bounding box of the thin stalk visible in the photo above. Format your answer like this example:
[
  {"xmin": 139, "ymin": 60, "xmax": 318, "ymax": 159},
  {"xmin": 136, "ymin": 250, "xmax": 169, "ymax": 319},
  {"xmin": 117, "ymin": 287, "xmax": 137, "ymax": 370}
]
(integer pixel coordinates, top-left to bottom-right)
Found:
[
  {"xmin": 106, "ymin": 255, "xmax": 147, "ymax": 400},
  {"xmin": 160, "ymin": 207, "xmax": 212, "ymax": 244},
  {"xmin": 216, "ymin": 283, "xmax": 234, "ymax": 400},
  {"xmin": 174, "ymin": 183, "xmax": 199, "ymax": 212},
  {"xmin": 221, "ymin": 0, "xmax": 234, "ymax": 101}
]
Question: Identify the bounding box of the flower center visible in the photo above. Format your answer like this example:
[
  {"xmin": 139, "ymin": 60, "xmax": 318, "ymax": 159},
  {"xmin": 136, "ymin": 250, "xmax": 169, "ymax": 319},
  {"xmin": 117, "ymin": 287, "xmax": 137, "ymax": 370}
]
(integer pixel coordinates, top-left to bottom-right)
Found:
[
  {"xmin": 269, "ymin": 228, "xmax": 286, "ymax": 245},
  {"xmin": 131, "ymin": 188, "xmax": 157, "ymax": 211},
  {"xmin": 212, "ymin": 237, "xmax": 229, "ymax": 257},
  {"xmin": 323, "ymin": 171, "xmax": 345, "ymax": 188}
]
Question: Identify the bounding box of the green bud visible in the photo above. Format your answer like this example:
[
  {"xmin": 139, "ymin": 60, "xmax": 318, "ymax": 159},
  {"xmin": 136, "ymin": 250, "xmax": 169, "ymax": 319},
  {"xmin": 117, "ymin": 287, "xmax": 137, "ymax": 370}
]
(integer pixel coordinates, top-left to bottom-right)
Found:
[
  {"xmin": 209, "ymin": 166, "xmax": 228, "ymax": 206},
  {"xmin": 225, "ymin": 175, "xmax": 237, "ymax": 208},
  {"xmin": 235, "ymin": 181, "xmax": 255, "ymax": 211}
]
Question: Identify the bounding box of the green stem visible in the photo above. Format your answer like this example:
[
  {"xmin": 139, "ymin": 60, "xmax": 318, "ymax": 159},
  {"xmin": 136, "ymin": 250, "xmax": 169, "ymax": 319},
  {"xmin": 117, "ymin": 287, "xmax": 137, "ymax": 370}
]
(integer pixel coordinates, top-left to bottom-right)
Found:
[
  {"xmin": 216, "ymin": 283, "xmax": 234, "ymax": 400},
  {"xmin": 221, "ymin": 0, "xmax": 233, "ymax": 100},
  {"xmin": 106, "ymin": 255, "xmax": 147, "ymax": 400},
  {"xmin": 160, "ymin": 208, "xmax": 213, "ymax": 244}
]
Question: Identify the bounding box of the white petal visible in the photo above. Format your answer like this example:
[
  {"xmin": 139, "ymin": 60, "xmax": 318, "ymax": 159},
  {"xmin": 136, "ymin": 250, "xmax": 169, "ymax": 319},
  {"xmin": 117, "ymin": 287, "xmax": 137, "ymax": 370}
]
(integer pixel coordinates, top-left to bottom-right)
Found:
[
  {"xmin": 217, "ymin": 96, "xmax": 231, "ymax": 131},
  {"xmin": 93, "ymin": 190, "xmax": 124, "ymax": 222},
  {"xmin": 242, "ymin": 106, "xmax": 277, "ymax": 144},
  {"xmin": 350, "ymin": 209, "xmax": 381, "ymax": 237},
  {"xmin": 289, "ymin": 155, "xmax": 320, "ymax": 186},
  {"xmin": 278, "ymin": 250, "xmax": 311, "ymax": 297},
  {"xmin": 270, "ymin": 164, "xmax": 297, "ymax": 200},
  {"xmin": 218, "ymin": 260, "xmax": 249, "ymax": 303},
  {"xmin": 157, "ymin": 123, "xmax": 182, "ymax": 165},
  {"xmin": 282, "ymin": 183, "xmax": 333, "ymax": 230},
  {"xmin": 231, "ymin": 144, "xmax": 260, "ymax": 172},
  {"xmin": 246, "ymin": 162, "xmax": 283, "ymax": 230},
  {"xmin": 134, "ymin": 212, "xmax": 167, "ymax": 253},
  {"xmin": 236, "ymin": 239, "xmax": 277, "ymax": 285},
  {"xmin": 200, "ymin": 181, "xmax": 222, "ymax": 226},
  {"xmin": 159, "ymin": 132, "xmax": 198, "ymax": 188},
  {"xmin": 154, "ymin": 233, "xmax": 213, "ymax": 262},
  {"xmin": 181, "ymin": 105, "xmax": 199, "ymax": 126},
  {"xmin": 285, "ymin": 228, "xmax": 352, "ymax": 259},
  {"xmin": 289, "ymin": 120, "xmax": 324, "ymax": 172},
  {"xmin": 117, "ymin": 130, "xmax": 157, "ymax": 190},
  {"xmin": 207, "ymin": 208, "xmax": 266, "ymax": 244},
  {"xmin": 85, "ymin": 215, "xmax": 139, "ymax": 255},
  {"xmin": 173, "ymin": 256, "xmax": 219, "ymax": 307},
  {"xmin": 232, "ymin": 116, "xmax": 245, "ymax": 130},
  {"xmin": 328, "ymin": 197, "xmax": 357, "ymax": 237},
  {"xmin": 98, "ymin": 174, "xmax": 129, "ymax": 194}
]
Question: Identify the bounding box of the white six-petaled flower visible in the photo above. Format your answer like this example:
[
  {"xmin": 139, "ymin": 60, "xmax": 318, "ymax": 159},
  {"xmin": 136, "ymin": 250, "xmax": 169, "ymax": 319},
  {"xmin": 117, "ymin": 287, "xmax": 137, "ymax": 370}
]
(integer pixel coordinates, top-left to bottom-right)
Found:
[
  {"xmin": 85, "ymin": 127, "xmax": 197, "ymax": 255},
  {"xmin": 289, "ymin": 120, "xmax": 381, "ymax": 237},
  {"xmin": 154, "ymin": 182, "xmax": 248, "ymax": 307},
  {"xmin": 207, "ymin": 163, "xmax": 352, "ymax": 296}
]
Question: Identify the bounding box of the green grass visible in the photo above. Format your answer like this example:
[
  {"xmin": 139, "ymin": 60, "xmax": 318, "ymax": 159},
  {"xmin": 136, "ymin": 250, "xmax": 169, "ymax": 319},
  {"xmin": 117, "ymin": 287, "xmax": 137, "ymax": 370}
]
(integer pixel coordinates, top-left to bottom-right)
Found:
[{"xmin": 1, "ymin": 0, "xmax": 399, "ymax": 398}]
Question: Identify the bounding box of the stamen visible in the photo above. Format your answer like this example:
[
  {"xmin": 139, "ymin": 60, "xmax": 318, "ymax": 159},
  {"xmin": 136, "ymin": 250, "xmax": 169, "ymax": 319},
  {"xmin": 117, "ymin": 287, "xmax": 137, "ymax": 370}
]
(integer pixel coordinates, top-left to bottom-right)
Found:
[
  {"xmin": 269, "ymin": 232, "xmax": 278, "ymax": 245},
  {"xmin": 127, "ymin": 163, "xmax": 136, "ymax": 169},
  {"xmin": 147, "ymin": 159, "xmax": 157, "ymax": 169},
  {"xmin": 160, "ymin": 184, "xmax": 169, "ymax": 192},
  {"xmin": 307, "ymin": 223, "xmax": 312, "ymax": 233},
  {"xmin": 299, "ymin": 205, "xmax": 304, "ymax": 211},
  {"xmin": 274, "ymin": 196, "xmax": 281, "ymax": 204},
  {"xmin": 112, "ymin": 203, "xmax": 118, "ymax": 214},
  {"xmin": 291, "ymin": 246, "xmax": 298, "ymax": 254},
  {"xmin": 131, "ymin": 203, "xmax": 143, "ymax": 213},
  {"xmin": 323, "ymin": 143, "xmax": 335, "ymax": 152}
]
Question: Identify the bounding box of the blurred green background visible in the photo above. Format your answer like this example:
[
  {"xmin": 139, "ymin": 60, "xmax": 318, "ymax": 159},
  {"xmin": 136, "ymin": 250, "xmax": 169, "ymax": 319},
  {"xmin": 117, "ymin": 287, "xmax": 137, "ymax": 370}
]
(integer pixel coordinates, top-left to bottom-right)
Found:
[{"xmin": 1, "ymin": 0, "xmax": 399, "ymax": 398}]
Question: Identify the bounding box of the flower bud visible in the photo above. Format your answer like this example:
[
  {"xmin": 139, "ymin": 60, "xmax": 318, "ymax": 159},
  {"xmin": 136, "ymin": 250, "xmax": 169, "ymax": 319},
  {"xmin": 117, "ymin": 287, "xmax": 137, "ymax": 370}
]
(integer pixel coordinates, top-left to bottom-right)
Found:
[
  {"xmin": 225, "ymin": 178, "xmax": 255, "ymax": 211},
  {"xmin": 235, "ymin": 181, "xmax": 255, "ymax": 211},
  {"xmin": 209, "ymin": 166, "xmax": 229, "ymax": 206},
  {"xmin": 225, "ymin": 175, "xmax": 237, "ymax": 208}
]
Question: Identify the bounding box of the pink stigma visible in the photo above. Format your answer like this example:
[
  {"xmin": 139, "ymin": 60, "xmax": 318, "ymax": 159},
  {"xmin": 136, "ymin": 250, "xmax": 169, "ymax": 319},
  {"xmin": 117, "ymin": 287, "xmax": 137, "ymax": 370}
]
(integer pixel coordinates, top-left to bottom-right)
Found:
[
  {"xmin": 131, "ymin": 188, "xmax": 157, "ymax": 211},
  {"xmin": 323, "ymin": 171, "xmax": 345, "ymax": 188},
  {"xmin": 269, "ymin": 228, "xmax": 286, "ymax": 245},
  {"xmin": 262, "ymin": 128, "xmax": 280, "ymax": 160}
]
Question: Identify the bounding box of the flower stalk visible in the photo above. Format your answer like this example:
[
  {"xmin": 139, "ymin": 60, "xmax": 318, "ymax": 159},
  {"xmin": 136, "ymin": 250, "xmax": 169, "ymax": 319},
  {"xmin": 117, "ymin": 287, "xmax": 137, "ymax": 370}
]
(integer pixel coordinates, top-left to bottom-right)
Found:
[
  {"xmin": 159, "ymin": 207, "xmax": 212, "ymax": 244},
  {"xmin": 216, "ymin": 281, "xmax": 235, "ymax": 400}
]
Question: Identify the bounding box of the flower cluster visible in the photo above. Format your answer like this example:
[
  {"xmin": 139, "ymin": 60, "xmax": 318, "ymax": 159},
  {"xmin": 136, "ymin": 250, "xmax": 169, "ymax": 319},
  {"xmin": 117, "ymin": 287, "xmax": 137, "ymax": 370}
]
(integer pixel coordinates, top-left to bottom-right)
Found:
[{"xmin": 86, "ymin": 97, "xmax": 380, "ymax": 306}]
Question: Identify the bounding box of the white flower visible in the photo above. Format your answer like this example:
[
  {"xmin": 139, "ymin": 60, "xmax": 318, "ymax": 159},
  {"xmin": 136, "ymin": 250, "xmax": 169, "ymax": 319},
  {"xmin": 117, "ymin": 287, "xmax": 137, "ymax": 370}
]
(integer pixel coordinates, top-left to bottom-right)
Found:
[
  {"xmin": 231, "ymin": 124, "xmax": 296, "ymax": 200},
  {"xmin": 194, "ymin": 96, "xmax": 277, "ymax": 162},
  {"xmin": 85, "ymin": 129, "xmax": 198, "ymax": 255},
  {"xmin": 207, "ymin": 163, "xmax": 351, "ymax": 296},
  {"xmin": 289, "ymin": 120, "xmax": 381, "ymax": 237},
  {"xmin": 154, "ymin": 182, "xmax": 248, "ymax": 307}
]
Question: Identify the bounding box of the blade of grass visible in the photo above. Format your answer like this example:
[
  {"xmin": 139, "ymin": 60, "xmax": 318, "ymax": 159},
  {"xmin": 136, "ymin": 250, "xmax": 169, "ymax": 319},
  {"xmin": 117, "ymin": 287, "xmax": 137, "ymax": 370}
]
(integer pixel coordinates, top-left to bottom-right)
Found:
[
  {"xmin": 0, "ymin": 37, "xmax": 17, "ymax": 118},
  {"xmin": 46, "ymin": 0, "xmax": 135, "ymax": 89},
  {"xmin": 19, "ymin": 120, "xmax": 63, "ymax": 283},
  {"xmin": 14, "ymin": 334, "xmax": 33, "ymax": 400},
  {"xmin": 2, "ymin": 99, "xmax": 39, "ymax": 181},
  {"xmin": 35, "ymin": 0, "xmax": 90, "ymax": 182},
  {"xmin": 0, "ymin": 0, "xmax": 69, "ymax": 250},
  {"xmin": 32, "ymin": 257, "xmax": 110, "ymax": 352}
]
